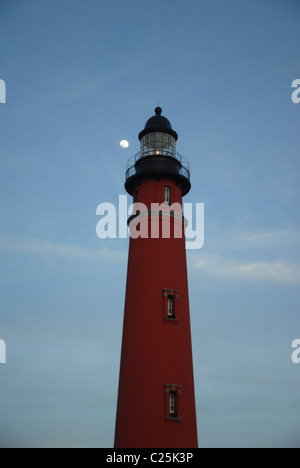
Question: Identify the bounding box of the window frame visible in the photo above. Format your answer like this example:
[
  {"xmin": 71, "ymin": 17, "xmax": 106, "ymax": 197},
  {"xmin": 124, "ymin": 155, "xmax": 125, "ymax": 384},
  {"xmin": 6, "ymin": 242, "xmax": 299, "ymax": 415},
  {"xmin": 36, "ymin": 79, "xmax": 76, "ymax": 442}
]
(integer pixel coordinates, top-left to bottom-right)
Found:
[
  {"xmin": 167, "ymin": 295, "xmax": 175, "ymax": 319},
  {"xmin": 164, "ymin": 186, "xmax": 171, "ymax": 206},
  {"xmin": 164, "ymin": 384, "xmax": 182, "ymax": 421},
  {"xmin": 163, "ymin": 289, "xmax": 180, "ymax": 323},
  {"xmin": 169, "ymin": 391, "xmax": 177, "ymax": 417}
]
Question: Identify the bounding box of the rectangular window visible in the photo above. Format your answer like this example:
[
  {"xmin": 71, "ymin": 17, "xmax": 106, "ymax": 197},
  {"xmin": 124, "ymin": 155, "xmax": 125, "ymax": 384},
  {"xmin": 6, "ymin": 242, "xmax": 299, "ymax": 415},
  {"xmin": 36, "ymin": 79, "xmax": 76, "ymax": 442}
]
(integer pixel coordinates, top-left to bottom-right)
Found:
[
  {"xmin": 163, "ymin": 289, "xmax": 179, "ymax": 323},
  {"xmin": 169, "ymin": 392, "xmax": 177, "ymax": 417},
  {"xmin": 164, "ymin": 186, "xmax": 171, "ymax": 205},
  {"xmin": 167, "ymin": 296, "xmax": 175, "ymax": 318},
  {"xmin": 164, "ymin": 384, "xmax": 182, "ymax": 421}
]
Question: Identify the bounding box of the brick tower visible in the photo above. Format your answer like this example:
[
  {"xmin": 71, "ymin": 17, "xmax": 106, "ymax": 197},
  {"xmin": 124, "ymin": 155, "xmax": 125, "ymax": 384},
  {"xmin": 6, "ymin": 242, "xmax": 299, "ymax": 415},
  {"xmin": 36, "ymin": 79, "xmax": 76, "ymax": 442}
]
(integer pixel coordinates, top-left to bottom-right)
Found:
[{"xmin": 114, "ymin": 107, "xmax": 198, "ymax": 448}]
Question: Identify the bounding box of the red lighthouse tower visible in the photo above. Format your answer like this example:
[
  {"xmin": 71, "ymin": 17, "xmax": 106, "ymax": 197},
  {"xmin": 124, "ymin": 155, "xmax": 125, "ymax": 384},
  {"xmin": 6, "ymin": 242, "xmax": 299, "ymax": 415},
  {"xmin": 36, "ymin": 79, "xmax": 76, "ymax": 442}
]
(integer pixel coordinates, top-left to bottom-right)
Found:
[{"xmin": 114, "ymin": 107, "xmax": 198, "ymax": 448}]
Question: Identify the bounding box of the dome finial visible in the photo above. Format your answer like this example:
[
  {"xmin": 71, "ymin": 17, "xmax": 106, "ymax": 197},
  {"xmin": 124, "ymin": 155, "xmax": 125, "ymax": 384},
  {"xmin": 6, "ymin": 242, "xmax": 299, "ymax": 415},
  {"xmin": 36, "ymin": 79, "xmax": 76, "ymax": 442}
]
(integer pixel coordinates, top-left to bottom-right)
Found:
[{"xmin": 155, "ymin": 106, "xmax": 162, "ymax": 116}]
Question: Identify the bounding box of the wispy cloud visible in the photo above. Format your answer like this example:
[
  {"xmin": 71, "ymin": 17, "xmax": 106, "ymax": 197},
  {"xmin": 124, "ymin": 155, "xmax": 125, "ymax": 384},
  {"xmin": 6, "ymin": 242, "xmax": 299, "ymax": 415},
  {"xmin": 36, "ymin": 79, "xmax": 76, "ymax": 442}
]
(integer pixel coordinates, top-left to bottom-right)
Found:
[
  {"xmin": 208, "ymin": 228, "xmax": 300, "ymax": 251},
  {"xmin": 189, "ymin": 252, "xmax": 300, "ymax": 283},
  {"xmin": 0, "ymin": 236, "xmax": 126, "ymax": 263},
  {"xmin": 189, "ymin": 227, "xmax": 300, "ymax": 283},
  {"xmin": 2, "ymin": 229, "xmax": 299, "ymax": 283}
]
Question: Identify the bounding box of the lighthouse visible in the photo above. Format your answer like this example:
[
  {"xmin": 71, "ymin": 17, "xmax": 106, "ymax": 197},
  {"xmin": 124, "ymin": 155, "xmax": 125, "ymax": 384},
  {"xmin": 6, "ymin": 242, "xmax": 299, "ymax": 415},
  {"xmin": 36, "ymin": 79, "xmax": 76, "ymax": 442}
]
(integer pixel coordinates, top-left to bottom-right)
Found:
[{"xmin": 114, "ymin": 107, "xmax": 198, "ymax": 448}]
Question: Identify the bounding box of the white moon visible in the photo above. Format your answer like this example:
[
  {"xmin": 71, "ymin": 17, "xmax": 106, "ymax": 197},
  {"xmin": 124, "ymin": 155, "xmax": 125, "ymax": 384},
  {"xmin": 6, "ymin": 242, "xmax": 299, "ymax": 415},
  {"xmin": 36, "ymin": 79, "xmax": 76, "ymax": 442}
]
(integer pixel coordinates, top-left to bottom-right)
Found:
[{"xmin": 120, "ymin": 140, "xmax": 129, "ymax": 148}]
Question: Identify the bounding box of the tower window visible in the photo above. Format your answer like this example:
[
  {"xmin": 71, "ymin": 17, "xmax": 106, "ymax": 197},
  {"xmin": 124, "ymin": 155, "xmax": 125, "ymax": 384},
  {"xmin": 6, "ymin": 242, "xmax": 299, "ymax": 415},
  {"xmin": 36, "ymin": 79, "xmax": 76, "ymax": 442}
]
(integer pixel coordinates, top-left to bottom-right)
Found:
[
  {"xmin": 167, "ymin": 296, "xmax": 175, "ymax": 318},
  {"xmin": 164, "ymin": 384, "xmax": 182, "ymax": 421},
  {"xmin": 164, "ymin": 186, "xmax": 171, "ymax": 205},
  {"xmin": 169, "ymin": 392, "xmax": 177, "ymax": 417},
  {"xmin": 163, "ymin": 289, "xmax": 179, "ymax": 323}
]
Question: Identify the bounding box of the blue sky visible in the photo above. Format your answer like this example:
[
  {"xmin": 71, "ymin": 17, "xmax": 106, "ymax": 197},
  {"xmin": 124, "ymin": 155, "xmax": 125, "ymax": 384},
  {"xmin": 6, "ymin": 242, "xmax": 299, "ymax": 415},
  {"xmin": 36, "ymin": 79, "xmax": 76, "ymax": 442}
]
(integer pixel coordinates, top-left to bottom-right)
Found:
[{"xmin": 0, "ymin": 0, "xmax": 299, "ymax": 448}]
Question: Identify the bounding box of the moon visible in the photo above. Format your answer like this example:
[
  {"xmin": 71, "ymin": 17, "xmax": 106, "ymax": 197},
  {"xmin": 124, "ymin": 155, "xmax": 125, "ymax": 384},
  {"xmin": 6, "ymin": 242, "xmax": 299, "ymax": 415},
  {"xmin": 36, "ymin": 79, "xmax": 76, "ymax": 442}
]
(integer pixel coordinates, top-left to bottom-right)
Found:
[{"xmin": 120, "ymin": 140, "xmax": 129, "ymax": 149}]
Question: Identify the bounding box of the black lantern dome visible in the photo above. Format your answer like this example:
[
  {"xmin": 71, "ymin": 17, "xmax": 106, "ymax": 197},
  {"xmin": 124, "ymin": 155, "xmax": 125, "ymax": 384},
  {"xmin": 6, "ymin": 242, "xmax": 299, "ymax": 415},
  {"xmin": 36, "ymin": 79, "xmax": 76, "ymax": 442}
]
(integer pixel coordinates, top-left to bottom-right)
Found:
[{"xmin": 138, "ymin": 107, "xmax": 178, "ymax": 141}]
